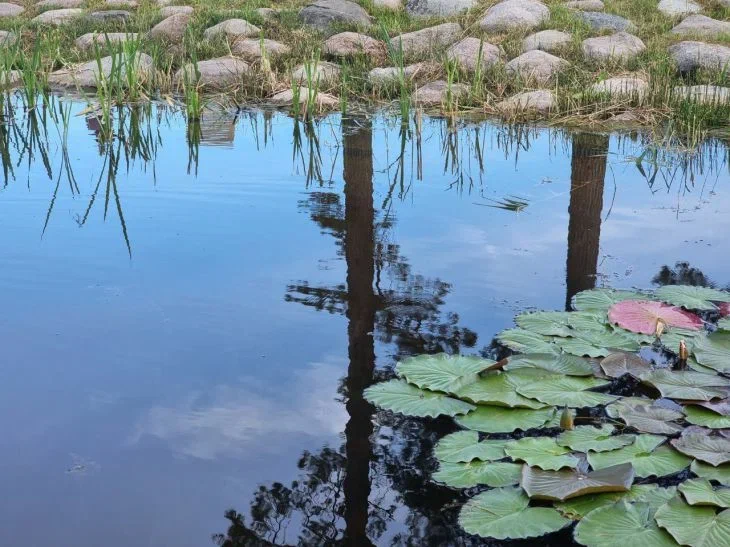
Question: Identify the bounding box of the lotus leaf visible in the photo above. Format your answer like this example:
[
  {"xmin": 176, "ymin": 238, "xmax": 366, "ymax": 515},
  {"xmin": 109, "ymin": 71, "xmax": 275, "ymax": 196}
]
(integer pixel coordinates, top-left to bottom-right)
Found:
[
  {"xmin": 575, "ymin": 501, "xmax": 678, "ymax": 547},
  {"xmin": 688, "ymin": 357, "xmax": 720, "ymax": 375},
  {"xmin": 588, "ymin": 434, "xmax": 690, "ymax": 478},
  {"xmin": 457, "ymin": 487, "xmax": 570, "ymax": 540},
  {"xmin": 572, "ymin": 288, "xmax": 648, "ymax": 313},
  {"xmin": 395, "ymin": 353, "xmax": 494, "ymax": 394},
  {"xmin": 671, "ymin": 429, "xmax": 730, "ymax": 466},
  {"xmin": 557, "ymin": 330, "xmax": 641, "ymax": 358},
  {"xmin": 505, "ymin": 353, "xmax": 595, "ymax": 376},
  {"xmin": 555, "ymin": 485, "xmax": 676, "ymax": 519},
  {"xmin": 363, "ymin": 380, "xmax": 475, "ymax": 418},
  {"xmin": 433, "ymin": 431, "xmax": 509, "ymax": 463},
  {"xmin": 455, "ymin": 405, "xmax": 556, "ymax": 434},
  {"xmin": 455, "ymin": 372, "xmax": 548, "ymax": 409},
  {"xmin": 684, "ymin": 405, "xmax": 730, "ymax": 429},
  {"xmin": 600, "ymin": 352, "xmax": 652, "ymax": 379},
  {"xmin": 504, "ymin": 437, "xmax": 579, "ymax": 470},
  {"xmin": 557, "ymin": 424, "xmax": 636, "ymax": 452},
  {"xmin": 497, "ymin": 328, "xmax": 559, "ymax": 354},
  {"xmin": 432, "ymin": 460, "xmax": 522, "ymax": 488},
  {"xmin": 640, "ymin": 370, "xmax": 729, "ymax": 401},
  {"xmin": 692, "ymin": 460, "xmax": 730, "ymax": 485},
  {"xmin": 719, "ymin": 317, "xmax": 730, "ymax": 331},
  {"xmin": 660, "ymin": 328, "xmax": 704, "ymax": 356},
  {"xmin": 516, "ymin": 376, "xmax": 617, "ymax": 408},
  {"xmin": 608, "ymin": 300, "xmax": 702, "ymax": 335},
  {"xmin": 654, "ymin": 496, "xmax": 730, "ymax": 547},
  {"xmin": 520, "ymin": 463, "xmax": 634, "ymax": 502},
  {"xmin": 615, "ymin": 403, "xmax": 684, "ymax": 435},
  {"xmin": 655, "ymin": 285, "xmax": 730, "ymax": 311},
  {"xmin": 679, "ymin": 478, "xmax": 730, "ymax": 507},
  {"xmin": 693, "ymin": 331, "xmax": 730, "ymax": 374},
  {"xmin": 566, "ymin": 311, "xmax": 615, "ymax": 332},
  {"xmin": 515, "ymin": 311, "xmax": 574, "ymax": 337},
  {"xmin": 691, "ymin": 399, "xmax": 730, "ymax": 416}
]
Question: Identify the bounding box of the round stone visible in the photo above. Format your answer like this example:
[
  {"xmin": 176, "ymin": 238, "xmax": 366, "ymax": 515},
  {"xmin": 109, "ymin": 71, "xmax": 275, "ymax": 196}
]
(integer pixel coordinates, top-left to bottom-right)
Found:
[
  {"xmin": 497, "ymin": 90, "xmax": 556, "ymax": 114},
  {"xmin": 173, "ymin": 57, "xmax": 250, "ymax": 90},
  {"xmin": 505, "ymin": 50, "xmax": 569, "ymax": 85},
  {"xmin": 413, "ymin": 80, "xmax": 469, "ymax": 106},
  {"xmin": 446, "ymin": 37, "xmax": 501, "ymax": 73},
  {"xmin": 203, "ymin": 19, "xmax": 261, "ymax": 42},
  {"xmin": 582, "ymin": 32, "xmax": 646, "ymax": 62},
  {"xmin": 480, "ymin": 0, "xmax": 550, "ymax": 33},
  {"xmin": 0, "ymin": 2, "xmax": 23, "ymax": 17},
  {"xmin": 323, "ymin": 32, "xmax": 386, "ymax": 61},
  {"xmin": 522, "ymin": 30, "xmax": 572, "ymax": 53},
  {"xmin": 391, "ymin": 22, "xmax": 462, "ymax": 58},
  {"xmin": 658, "ymin": 0, "xmax": 702, "ymax": 17},
  {"xmin": 231, "ymin": 39, "xmax": 291, "ymax": 62},
  {"xmin": 299, "ymin": 0, "xmax": 372, "ymax": 32},
  {"xmin": 589, "ymin": 76, "xmax": 649, "ymax": 99}
]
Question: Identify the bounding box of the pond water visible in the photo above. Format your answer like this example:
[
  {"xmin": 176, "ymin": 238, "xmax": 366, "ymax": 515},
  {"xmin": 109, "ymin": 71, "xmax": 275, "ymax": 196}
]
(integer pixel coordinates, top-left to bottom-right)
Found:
[{"xmin": 1, "ymin": 98, "xmax": 730, "ymax": 547}]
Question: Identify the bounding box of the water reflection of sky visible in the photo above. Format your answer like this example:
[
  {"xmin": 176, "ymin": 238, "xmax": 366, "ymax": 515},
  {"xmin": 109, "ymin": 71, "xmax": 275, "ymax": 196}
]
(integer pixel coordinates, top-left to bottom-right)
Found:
[{"xmin": 0, "ymin": 101, "xmax": 729, "ymax": 546}]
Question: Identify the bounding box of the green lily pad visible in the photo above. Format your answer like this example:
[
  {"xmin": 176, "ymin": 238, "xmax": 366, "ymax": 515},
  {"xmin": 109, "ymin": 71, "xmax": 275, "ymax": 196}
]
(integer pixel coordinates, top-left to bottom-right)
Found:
[
  {"xmin": 557, "ymin": 424, "xmax": 636, "ymax": 452},
  {"xmin": 516, "ymin": 376, "xmax": 617, "ymax": 408},
  {"xmin": 458, "ymin": 487, "xmax": 570, "ymax": 540},
  {"xmin": 396, "ymin": 353, "xmax": 494, "ymax": 394},
  {"xmin": 516, "ymin": 311, "xmax": 574, "ymax": 337},
  {"xmin": 575, "ymin": 501, "xmax": 678, "ymax": 547},
  {"xmin": 364, "ymin": 380, "xmax": 475, "ymax": 418},
  {"xmin": 588, "ymin": 434, "xmax": 691, "ymax": 478},
  {"xmin": 679, "ymin": 478, "xmax": 730, "ymax": 507},
  {"xmin": 692, "ymin": 460, "xmax": 730, "ymax": 485},
  {"xmin": 572, "ymin": 288, "xmax": 648, "ymax": 313},
  {"xmin": 655, "ymin": 285, "xmax": 730, "ymax": 311},
  {"xmin": 718, "ymin": 318, "xmax": 730, "ymax": 331},
  {"xmin": 496, "ymin": 328, "xmax": 559, "ymax": 354},
  {"xmin": 504, "ymin": 437, "xmax": 579, "ymax": 470},
  {"xmin": 505, "ymin": 353, "xmax": 595, "ymax": 376},
  {"xmin": 557, "ymin": 330, "xmax": 640, "ymax": 358},
  {"xmin": 655, "ymin": 496, "xmax": 730, "ymax": 547},
  {"xmin": 566, "ymin": 311, "xmax": 616, "ymax": 332},
  {"xmin": 694, "ymin": 331, "xmax": 730, "ymax": 374},
  {"xmin": 671, "ymin": 429, "xmax": 730, "ymax": 466},
  {"xmin": 432, "ymin": 460, "xmax": 522, "ymax": 488},
  {"xmin": 614, "ymin": 403, "xmax": 684, "ymax": 435},
  {"xmin": 521, "ymin": 463, "xmax": 634, "ymax": 502},
  {"xmin": 600, "ymin": 352, "xmax": 653, "ymax": 379},
  {"xmin": 433, "ymin": 431, "xmax": 508, "ymax": 463},
  {"xmin": 455, "ymin": 405, "xmax": 556, "ymax": 434},
  {"xmin": 556, "ymin": 485, "xmax": 676, "ymax": 519},
  {"xmin": 455, "ymin": 372, "xmax": 548, "ymax": 409},
  {"xmin": 684, "ymin": 405, "xmax": 730, "ymax": 429},
  {"xmin": 640, "ymin": 370, "xmax": 729, "ymax": 402}
]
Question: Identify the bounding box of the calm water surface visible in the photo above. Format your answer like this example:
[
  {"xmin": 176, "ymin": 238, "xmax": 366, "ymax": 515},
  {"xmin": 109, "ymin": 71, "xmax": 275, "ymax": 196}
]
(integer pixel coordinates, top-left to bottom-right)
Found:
[{"xmin": 1, "ymin": 99, "xmax": 729, "ymax": 546}]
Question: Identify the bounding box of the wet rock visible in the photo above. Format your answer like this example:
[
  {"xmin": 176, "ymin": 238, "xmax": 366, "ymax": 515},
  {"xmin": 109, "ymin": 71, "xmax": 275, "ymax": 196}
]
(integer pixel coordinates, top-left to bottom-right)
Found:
[
  {"xmin": 673, "ymin": 84, "xmax": 730, "ymax": 104},
  {"xmin": 479, "ymin": 0, "xmax": 550, "ymax": 34},
  {"xmin": 299, "ymin": 0, "xmax": 372, "ymax": 32},
  {"xmin": 368, "ymin": 62, "xmax": 438, "ymax": 85},
  {"xmin": 255, "ymin": 7, "xmax": 278, "ymax": 20},
  {"xmin": 0, "ymin": 3, "xmax": 23, "ymax": 16},
  {"xmin": 292, "ymin": 61, "xmax": 341, "ymax": 87},
  {"xmin": 523, "ymin": 30, "xmax": 572, "ymax": 53},
  {"xmin": 589, "ymin": 75, "xmax": 649, "ymax": 99},
  {"xmin": 160, "ymin": 6, "xmax": 193, "ymax": 17},
  {"xmin": 608, "ymin": 111, "xmax": 641, "ymax": 124},
  {"xmin": 405, "ymin": 0, "xmax": 477, "ymax": 18},
  {"xmin": 270, "ymin": 88, "xmax": 339, "ymax": 110},
  {"xmin": 669, "ymin": 41, "xmax": 730, "ymax": 73},
  {"xmin": 48, "ymin": 53, "xmax": 153, "ymax": 88},
  {"xmin": 323, "ymin": 32, "xmax": 386, "ymax": 61},
  {"xmin": 413, "ymin": 80, "xmax": 468, "ymax": 106},
  {"xmin": 174, "ymin": 57, "xmax": 250, "ymax": 90},
  {"xmin": 75, "ymin": 32, "xmax": 139, "ymax": 52},
  {"xmin": 658, "ymin": 0, "xmax": 702, "ymax": 17},
  {"xmin": 447, "ymin": 37, "xmax": 501, "ymax": 72},
  {"xmin": 232, "ymin": 39, "xmax": 291, "ymax": 62},
  {"xmin": 154, "ymin": 0, "xmax": 173, "ymax": 5},
  {"xmin": 576, "ymin": 12, "xmax": 636, "ymax": 32},
  {"xmin": 373, "ymin": 0, "xmax": 401, "ymax": 9},
  {"xmin": 564, "ymin": 0, "xmax": 604, "ymax": 10},
  {"xmin": 32, "ymin": 8, "xmax": 85, "ymax": 25},
  {"xmin": 671, "ymin": 15, "xmax": 730, "ymax": 38},
  {"xmin": 582, "ymin": 32, "xmax": 646, "ymax": 62},
  {"xmin": 506, "ymin": 50, "xmax": 569, "ymax": 84},
  {"xmin": 87, "ymin": 10, "xmax": 132, "ymax": 23},
  {"xmin": 0, "ymin": 30, "xmax": 18, "ymax": 45},
  {"xmin": 36, "ymin": 0, "xmax": 83, "ymax": 8},
  {"xmin": 148, "ymin": 13, "xmax": 191, "ymax": 42},
  {"xmin": 0, "ymin": 69, "xmax": 22, "ymax": 89},
  {"xmin": 104, "ymin": 0, "xmax": 138, "ymax": 8},
  {"xmin": 392, "ymin": 22, "xmax": 462, "ymax": 58},
  {"xmin": 497, "ymin": 89, "xmax": 556, "ymax": 114},
  {"xmin": 203, "ymin": 19, "xmax": 261, "ymax": 42}
]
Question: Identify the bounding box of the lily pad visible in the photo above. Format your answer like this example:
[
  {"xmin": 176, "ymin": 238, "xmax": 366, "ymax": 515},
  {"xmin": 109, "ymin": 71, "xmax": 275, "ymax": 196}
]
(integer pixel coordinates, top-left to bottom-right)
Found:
[
  {"xmin": 679, "ymin": 478, "xmax": 730, "ymax": 507},
  {"xmin": 455, "ymin": 372, "xmax": 548, "ymax": 409},
  {"xmin": 614, "ymin": 403, "xmax": 684, "ymax": 435},
  {"xmin": 396, "ymin": 353, "xmax": 494, "ymax": 394},
  {"xmin": 557, "ymin": 424, "xmax": 636, "ymax": 452},
  {"xmin": 655, "ymin": 496, "xmax": 730, "ymax": 547},
  {"xmin": 516, "ymin": 311, "xmax": 574, "ymax": 337},
  {"xmin": 684, "ymin": 405, "xmax": 730, "ymax": 429},
  {"xmin": 692, "ymin": 460, "xmax": 730, "ymax": 485},
  {"xmin": 516, "ymin": 376, "xmax": 617, "ymax": 408},
  {"xmin": 608, "ymin": 300, "xmax": 703, "ymax": 335},
  {"xmin": 497, "ymin": 328, "xmax": 559, "ymax": 354},
  {"xmin": 588, "ymin": 434, "xmax": 691, "ymax": 478},
  {"xmin": 432, "ymin": 460, "xmax": 522, "ymax": 488},
  {"xmin": 505, "ymin": 353, "xmax": 595, "ymax": 376},
  {"xmin": 557, "ymin": 330, "xmax": 641, "ymax": 358},
  {"xmin": 363, "ymin": 379, "xmax": 475, "ymax": 418},
  {"xmin": 694, "ymin": 331, "xmax": 730, "ymax": 374},
  {"xmin": 458, "ymin": 487, "xmax": 570, "ymax": 540},
  {"xmin": 671, "ymin": 428, "xmax": 730, "ymax": 466},
  {"xmin": 521, "ymin": 463, "xmax": 634, "ymax": 502},
  {"xmin": 504, "ymin": 437, "xmax": 579, "ymax": 470},
  {"xmin": 433, "ymin": 431, "xmax": 508, "ymax": 463},
  {"xmin": 719, "ymin": 317, "xmax": 730, "ymax": 330},
  {"xmin": 572, "ymin": 288, "xmax": 648, "ymax": 313},
  {"xmin": 600, "ymin": 352, "xmax": 653, "ymax": 379},
  {"xmin": 575, "ymin": 501, "xmax": 678, "ymax": 547},
  {"xmin": 655, "ymin": 285, "xmax": 730, "ymax": 311},
  {"xmin": 640, "ymin": 370, "xmax": 729, "ymax": 402},
  {"xmin": 556, "ymin": 485, "xmax": 676, "ymax": 519},
  {"xmin": 455, "ymin": 405, "xmax": 556, "ymax": 434}
]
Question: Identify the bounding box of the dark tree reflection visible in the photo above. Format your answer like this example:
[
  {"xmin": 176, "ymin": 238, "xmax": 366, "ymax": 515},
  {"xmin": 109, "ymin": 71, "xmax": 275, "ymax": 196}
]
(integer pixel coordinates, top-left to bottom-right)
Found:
[{"xmin": 652, "ymin": 261, "xmax": 714, "ymax": 287}]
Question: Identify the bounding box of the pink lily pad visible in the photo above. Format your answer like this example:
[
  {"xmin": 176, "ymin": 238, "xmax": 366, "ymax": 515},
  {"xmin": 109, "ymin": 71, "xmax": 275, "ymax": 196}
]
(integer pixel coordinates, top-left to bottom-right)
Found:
[
  {"xmin": 608, "ymin": 300, "xmax": 703, "ymax": 335},
  {"xmin": 720, "ymin": 302, "xmax": 730, "ymax": 317}
]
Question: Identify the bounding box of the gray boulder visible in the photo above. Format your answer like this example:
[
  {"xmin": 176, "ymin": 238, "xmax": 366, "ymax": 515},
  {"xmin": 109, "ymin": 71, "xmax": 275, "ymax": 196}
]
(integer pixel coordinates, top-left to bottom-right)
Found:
[
  {"xmin": 447, "ymin": 37, "xmax": 501, "ymax": 72},
  {"xmin": 232, "ymin": 39, "xmax": 291, "ymax": 61},
  {"xmin": 582, "ymin": 32, "xmax": 646, "ymax": 62},
  {"xmin": 669, "ymin": 40, "xmax": 730, "ymax": 72},
  {"xmin": 480, "ymin": 0, "xmax": 550, "ymax": 34},
  {"xmin": 105, "ymin": 0, "xmax": 139, "ymax": 7},
  {"xmin": 576, "ymin": 12, "xmax": 636, "ymax": 32},
  {"xmin": 405, "ymin": 0, "xmax": 477, "ymax": 17},
  {"xmin": 0, "ymin": 30, "xmax": 18, "ymax": 45},
  {"xmin": 160, "ymin": 6, "xmax": 193, "ymax": 17},
  {"xmin": 368, "ymin": 62, "xmax": 438, "ymax": 85},
  {"xmin": 256, "ymin": 8, "xmax": 278, "ymax": 20},
  {"xmin": 392, "ymin": 22, "xmax": 462, "ymax": 58},
  {"xmin": 174, "ymin": 57, "xmax": 250, "ymax": 89},
  {"xmin": 270, "ymin": 88, "xmax": 339, "ymax": 110},
  {"xmin": 374, "ymin": 0, "xmax": 401, "ymax": 8},
  {"xmin": 292, "ymin": 61, "xmax": 341, "ymax": 87},
  {"xmin": 589, "ymin": 76, "xmax": 649, "ymax": 99},
  {"xmin": 75, "ymin": 32, "xmax": 139, "ymax": 51},
  {"xmin": 32, "ymin": 8, "xmax": 85, "ymax": 25},
  {"xmin": 36, "ymin": 0, "xmax": 83, "ymax": 8},
  {"xmin": 323, "ymin": 32, "xmax": 386, "ymax": 60},
  {"xmin": 564, "ymin": 0, "xmax": 604, "ymax": 10},
  {"xmin": 0, "ymin": 3, "xmax": 23, "ymax": 17},
  {"xmin": 204, "ymin": 19, "xmax": 261, "ymax": 42},
  {"xmin": 299, "ymin": 0, "xmax": 372, "ymax": 32},
  {"xmin": 497, "ymin": 89, "xmax": 556, "ymax": 114},
  {"xmin": 673, "ymin": 84, "xmax": 730, "ymax": 104},
  {"xmin": 671, "ymin": 15, "xmax": 730, "ymax": 38},
  {"xmin": 506, "ymin": 50, "xmax": 569, "ymax": 84},
  {"xmin": 148, "ymin": 13, "xmax": 191, "ymax": 42},
  {"xmin": 658, "ymin": 0, "xmax": 701, "ymax": 17},
  {"xmin": 523, "ymin": 30, "xmax": 572, "ymax": 53},
  {"xmin": 413, "ymin": 80, "xmax": 468, "ymax": 106},
  {"xmin": 87, "ymin": 10, "xmax": 132, "ymax": 23},
  {"xmin": 49, "ymin": 53, "xmax": 153, "ymax": 88}
]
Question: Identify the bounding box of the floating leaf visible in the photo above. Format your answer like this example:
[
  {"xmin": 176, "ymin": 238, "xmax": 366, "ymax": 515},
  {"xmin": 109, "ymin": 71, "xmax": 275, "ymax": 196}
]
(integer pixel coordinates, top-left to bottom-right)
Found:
[
  {"xmin": 588, "ymin": 434, "xmax": 690, "ymax": 478},
  {"xmin": 504, "ymin": 437, "xmax": 579, "ymax": 470},
  {"xmin": 433, "ymin": 431, "xmax": 508, "ymax": 463},
  {"xmin": 455, "ymin": 405, "xmax": 556, "ymax": 434},
  {"xmin": 640, "ymin": 370, "xmax": 729, "ymax": 402},
  {"xmin": 655, "ymin": 496, "xmax": 730, "ymax": 547},
  {"xmin": 691, "ymin": 399, "xmax": 730, "ymax": 416},
  {"xmin": 521, "ymin": 463, "xmax": 634, "ymax": 502},
  {"xmin": 396, "ymin": 353, "xmax": 494, "ymax": 394},
  {"xmin": 694, "ymin": 331, "xmax": 730, "ymax": 374},
  {"xmin": 496, "ymin": 328, "xmax": 559, "ymax": 354},
  {"xmin": 572, "ymin": 288, "xmax": 648, "ymax": 313},
  {"xmin": 557, "ymin": 424, "xmax": 636, "ymax": 452},
  {"xmin": 575, "ymin": 501, "xmax": 678, "ymax": 547},
  {"xmin": 455, "ymin": 372, "xmax": 548, "ymax": 409},
  {"xmin": 684, "ymin": 405, "xmax": 730, "ymax": 429},
  {"xmin": 557, "ymin": 330, "xmax": 641, "ymax": 358},
  {"xmin": 505, "ymin": 353, "xmax": 595, "ymax": 376},
  {"xmin": 655, "ymin": 285, "xmax": 730, "ymax": 311},
  {"xmin": 567, "ymin": 311, "xmax": 616, "ymax": 332},
  {"xmin": 671, "ymin": 428, "xmax": 730, "ymax": 466},
  {"xmin": 556, "ymin": 485, "xmax": 676, "ymax": 519},
  {"xmin": 600, "ymin": 352, "xmax": 653, "ymax": 379},
  {"xmin": 516, "ymin": 311, "xmax": 574, "ymax": 337},
  {"xmin": 608, "ymin": 300, "xmax": 702, "ymax": 335},
  {"xmin": 615, "ymin": 403, "xmax": 684, "ymax": 435},
  {"xmin": 516, "ymin": 376, "xmax": 617, "ymax": 408},
  {"xmin": 458, "ymin": 487, "xmax": 570, "ymax": 540},
  {"xmin": 719, "ymin": 317, "xmax": 730, "ymax": 330},
  {"xmin": 363, "ymin": 380, "xmax": 475, "ymax": 418},
  {"xmin": 432, "ymin": 460, "xmax": 522, "ymax": 488},
  {"xmin": 679, "ymin": 478, "xmax": 730, "ymax": 507},
  {"xmin": 692, "ymin": 460, "xmax": 730, "ymax": 485}
]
